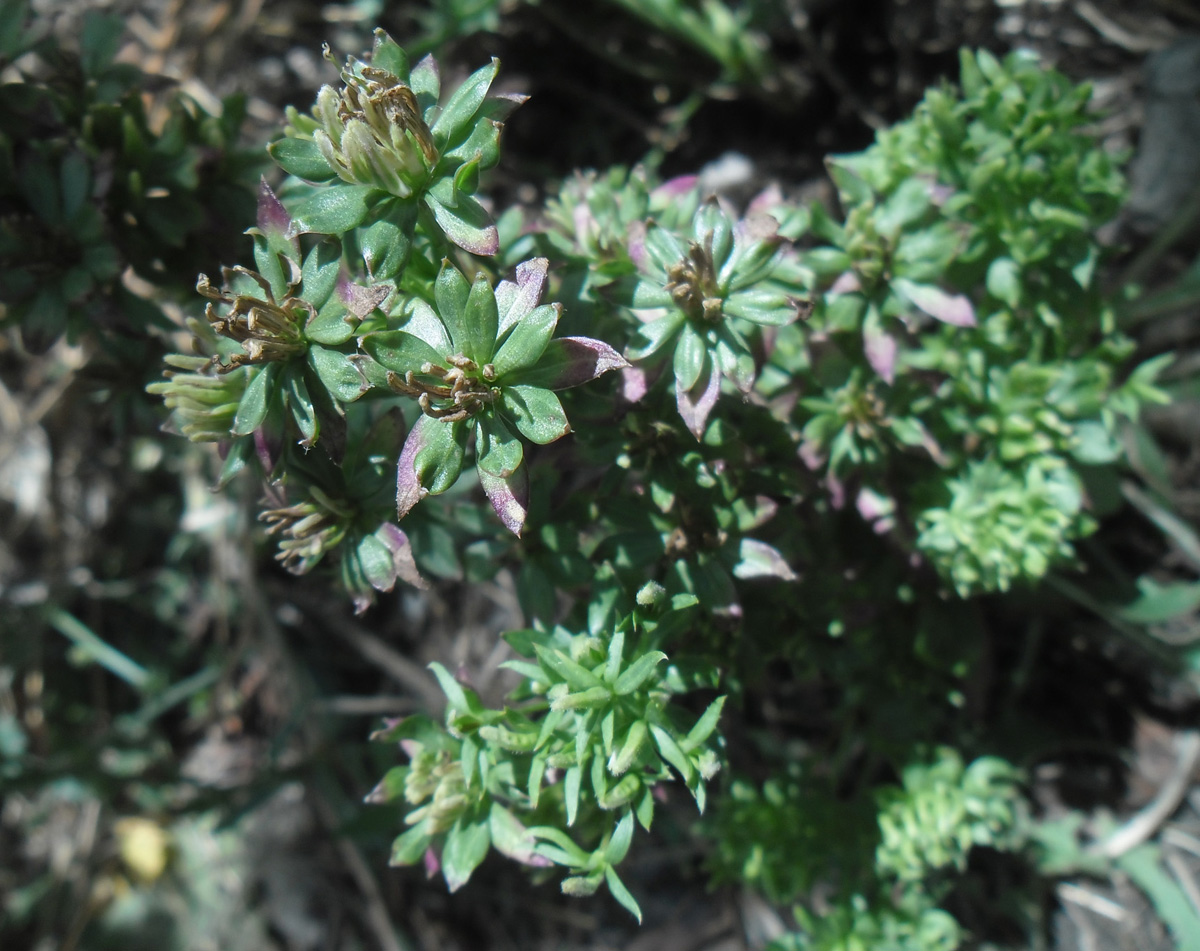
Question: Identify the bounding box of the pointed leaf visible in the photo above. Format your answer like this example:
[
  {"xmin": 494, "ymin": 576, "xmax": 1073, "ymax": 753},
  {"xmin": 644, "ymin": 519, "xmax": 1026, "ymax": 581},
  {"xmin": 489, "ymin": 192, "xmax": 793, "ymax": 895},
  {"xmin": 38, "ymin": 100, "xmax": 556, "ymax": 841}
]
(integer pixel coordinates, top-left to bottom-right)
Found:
[
  {"xmin": 604, "ymin": 866, "xmax": 643, "ymax": 923},
  {"xmin": 492, "ymin": 304, "xmax": 560, "ymax": 378},
  {"xmin": 308, "ymin": 345, "xmax": 369, "ymax": 403},
  {"xmin": 681, "ymin": 696, "xmax": 726, "ymax": 753},
  {"xmin": 519, "ymin": 337, "xmax": 629, "ymax": 390},
  {"xmin": 479, "ymin": 463, "xmax": 528, "ymax": 536},
  {"xmin": 499, "ymin": 385, "xmax": 570, "ymax": 445},
  {"xmin": 432, "ymin": 59, "xmax": 499, "ymax": 148},
  {"xmin": 893, "ymin": 277, "xmax": 976, "ymax": 327},
  {"xmin": 232, "ymin": 364, "xmax": 278, "ymax": 437},
  {"xmin": 475, "ymin": 413, "xmax": 523, "ymax": 477},
  {"xmin": 495, "ymin": 257, "xmax": 549, "ymax": 337},
  {"xmin": 364, "ymin": 330, "xmax": 447, "ymax": 376},
  {"xmin": 613, "ymin": 651, "xmax": 666, "ymax": 696},
  {"xmin": 425, "ymin": 191, "xmax": 499, "ymax": 255},
  {"xmin": 397, "ymin": 414, "xmax": 467, "ymax": 517},
  {"xmin": 460, "ymin": 272, "xmax": 499, "ymax": 364},
  {"xmin": 442, "ymin": 816, "xmax": 491, "ymax": 892},
  {"xmin": 269, "ymin": 137, "xmax": 337, "ymax": 181},
  {"xmin": 287, "ymin": 184, "xmax": 378, "ymax": 237}
]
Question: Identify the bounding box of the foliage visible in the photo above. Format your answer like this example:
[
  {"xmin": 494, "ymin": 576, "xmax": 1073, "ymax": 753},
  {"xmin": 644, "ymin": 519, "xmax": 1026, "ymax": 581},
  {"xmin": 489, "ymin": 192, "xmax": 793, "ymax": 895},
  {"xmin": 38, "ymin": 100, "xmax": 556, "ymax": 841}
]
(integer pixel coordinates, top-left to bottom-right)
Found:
[
  {"xmin": 133, "ymin": 27, "xmax": 1178, "ymax": 945},
  {"xmin": 0, "ymin": 2, "xmax": 257, "ymax": 351}
]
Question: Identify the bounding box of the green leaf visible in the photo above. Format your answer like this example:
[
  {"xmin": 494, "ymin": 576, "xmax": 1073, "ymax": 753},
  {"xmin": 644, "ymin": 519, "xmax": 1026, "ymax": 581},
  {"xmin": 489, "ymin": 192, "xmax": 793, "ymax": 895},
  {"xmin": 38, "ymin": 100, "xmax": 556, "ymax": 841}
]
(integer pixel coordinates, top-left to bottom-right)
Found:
[
  {"xmin": 475, "ymin": 413, "xmax": 523, "ymax": 478},
  {"xmin": 534, "ymin": 644, "xmax": 603, "ymax": 692},
  {"xmin": 434, "ymin": 260, "xmax": 471, "ymax": 354},
  {"xmin": 564, "ymin": 764, "xmax": 582, "ymax": 826},
  {"xmin": 1119, "ymin": 577, "xmax": 1200, "ymax": 625},
  {"xmin": 288, "ymin": 185, "xmax": 378, "ymax": 236},
  {"xmin": 492, "ymin": 304, "xmax": 560, "ymax": 378},
  {"xmin": 432, "ymin": 59, "xmax": 498, "ymax": 149},
  {"xmin": 605, "ymin": 811, "xmax": 635, "ymax": 866},
  {"xmin": 389, "ymin": 823, "xmax": 433, "ymax": 866},
  {"xmin": 231, "ymin": 364, "xmax": 278, "ymax": 436},
  {"xmin": 363, "ymin": 330, "xmax": 446, "ymax": 376},
  {"xmin": 284, "ymin": 367, "xmax": 318, "ymax": 446},
  {"xmin": 443, "ymin": 816, "xmax": 491, "ymax": 893},
  {"xmin": 304, "ymin": 302, "xmax": 355, "ymax": 346},
  {"xmin": 986, "ymin": 257, "xmax": 1021, "ymax": 308},
  {"xmin": 425, "ymin": 190, "xmax": 499, "ymax": 256},
  {"xmin": 499, "ymin": 385, "xmax": 570, "ymax": 445},
  {"xmin": 428, "ymin": 661, "xmax": 478, "ymax": 715},
  {"xmin": 397, "ymin": 415, "xmax": 468, "ymax": 516},
  {"xmin": 370, "ymin": 29, "xmax": 410, "ymax": 78},
  {"xmin": 613, "ymin": 651, "xmax": 666, "ymax": 696},
  {"xmin": 604, "ymin": 626, "xmax": 626, "ymax": 686},
  {"xmin": 268, "ymin": 137, "xmax": 336, "ymax": 181},
  {"xmin": 604, "ymin": 866, "xmax": 643, "ymax": 923},
  {"xmin": 681, "ymin": 695, "xmax": 726, "ymax": 752},
  {"xmin": 460, "ymin": 273, "xmax": 499, "ymax": 364},
  {"xmin": 308, "ymin": 345, "xmax": 368, "ymax": 404},
  {"xmin": 650, "ymin": 724, "xmax": 695, "ymax": 783},
  {"xmin": 301, "ymin": 239, "xmax": 342, "ymax": 310},
  {"xmin": 354, "ymin": 202, "xmax": 415, "ymax": 280},
  {"xmin": 609, "ymin": 719, "xmax": 647, "ymax": 776},
  {"xmin": 527, "ymin": 826, "xmax": 590, "ymax": 866},
  {"xmin": 673, "ymin": 324, "xmax": 707, "ymax": 392}
]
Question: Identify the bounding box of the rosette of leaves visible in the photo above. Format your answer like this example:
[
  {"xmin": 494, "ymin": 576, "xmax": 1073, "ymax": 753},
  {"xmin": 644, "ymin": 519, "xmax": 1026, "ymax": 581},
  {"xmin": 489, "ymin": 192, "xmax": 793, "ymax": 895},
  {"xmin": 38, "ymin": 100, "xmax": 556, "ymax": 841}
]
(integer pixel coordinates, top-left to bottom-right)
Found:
[
  {"xmin": 915, "ymin": 456, "xmax": 1089, "ymax": 597},
  {"xmin": 361, "ymin": 257, "xmax": 626, "ymax": 535},
  {"xmin": 369, "ymin": 591, "xmax": 726, "ymax": 921},
  {"xmin": 874, "ymin": 747, "xmax": 1025, "ymax": 884},
  {"xmin": 621, "ymin": 199, "xmax": 808, "ymax": 438},
  {"xmin": 0, "ymin": 5, "xmax": 256, "ymax": 351},
  {"xmin": 539, "ymin": 167, "xmax": 703, "ymax": 292},
  {"xmin": 175, "ymin": 182, "xmax": 385, "ymax": 464},
  {"xmin": 269, "ymin": 29, "xmax": 523, "ymax": 260}
]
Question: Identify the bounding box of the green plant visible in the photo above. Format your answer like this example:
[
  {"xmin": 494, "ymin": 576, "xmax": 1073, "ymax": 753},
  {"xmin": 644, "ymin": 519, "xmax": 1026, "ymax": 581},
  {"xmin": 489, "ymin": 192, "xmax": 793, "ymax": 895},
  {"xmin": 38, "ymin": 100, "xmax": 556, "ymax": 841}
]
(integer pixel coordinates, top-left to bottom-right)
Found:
[
  {"xmin": 147, "ymin": 32, "xmax": 1171, "ymax": 940},
  {"xmin": 0, "ymin": 3, "xmax": 257, "ymax": 351}
]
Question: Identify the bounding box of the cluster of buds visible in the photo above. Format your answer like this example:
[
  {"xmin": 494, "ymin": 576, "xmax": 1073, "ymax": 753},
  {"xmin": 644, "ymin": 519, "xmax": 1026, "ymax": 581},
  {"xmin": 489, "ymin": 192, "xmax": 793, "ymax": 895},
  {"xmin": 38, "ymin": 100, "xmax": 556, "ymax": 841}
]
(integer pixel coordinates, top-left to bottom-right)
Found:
[
  {"xmin": 386, "ymin": 354, "xmax": 499, "ymax": 423},
  {"xmin": 403, "ymin": 746, "xmax": 467, "ymax": 834},
  {"xmin": 146, "ymin": 346, "xmax": 247, "ymax": 443},
  {"xmin": 259, "ymin": 488, "xmax": 351, "ymax": 574},
  {"xmin": 197, "ymin": 267, "xmax": 311, "ymax": 370},
  {"xmin": 307, "ymin": 50, "xmax": 438, "ymax": 198},
  {"xmin": 665, "ymin": 232, "xmax": 724, "ymax": 323}
]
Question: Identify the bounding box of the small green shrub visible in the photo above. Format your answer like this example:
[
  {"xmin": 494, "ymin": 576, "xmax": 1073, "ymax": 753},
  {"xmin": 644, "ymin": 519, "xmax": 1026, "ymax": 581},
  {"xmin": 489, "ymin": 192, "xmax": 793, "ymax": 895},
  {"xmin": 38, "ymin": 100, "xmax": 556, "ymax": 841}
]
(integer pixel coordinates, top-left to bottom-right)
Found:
[{"xmin": 146, "ymin": 32, "xmax": 1166, "ymax": 941}]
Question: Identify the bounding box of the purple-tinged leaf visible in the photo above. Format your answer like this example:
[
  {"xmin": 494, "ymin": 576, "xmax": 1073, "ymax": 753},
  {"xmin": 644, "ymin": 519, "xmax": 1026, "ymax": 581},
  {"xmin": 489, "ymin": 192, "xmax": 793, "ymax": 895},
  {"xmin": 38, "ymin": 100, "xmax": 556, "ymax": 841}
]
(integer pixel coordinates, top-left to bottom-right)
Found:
[
  {"xmin": 423, "ymin": 847, "xmax": 440, "ymax": 879},
  {"xmin": 256, "ymin": 178, "xmax": 293, "ymax": 240},
  {"xmin": 863, "ymin": 320, "xmax": 897, "ymax": 384},
  {"xmin": 479, "ymin": 462, "xmax": 528, "ymax": 536},
  {"xmin": 740, "ymin": 211, "xmax": 780, "ymax": 243},
  {"xmin": 425, "ymin": 191, "xmax": 499, "ymax": 256},
  {"xmin": 488, "ymin": 804, "xmax": 551, "ymax": 867},
  {"xmin": 856, "ymin": 488, "xmax": 896, "ymax": 534},
  {"xmin": 377, "ymin": 522, "xmax": 429, "ymax": 590},
  {"xmin": 627, "ymin": 219, "xmax": 647, "ymax": 271},
  {"xmin": 621, "ymin": 365, "xmax": 650, "ymax": 403},
  {"xmin": 732, "ymin": 539, "xmax": 797, "ymax": 582},
  {"xmin": 830, "ymin": 270, "xmax": 861, "ymax": 295},
  {"xmin": 400, "ymin": 417, "xmax": 439, "ymax": 521},
  {"xmin": 482, "ymin": 91, "xmax": 529, "ymax": 122},
  {"xmin": 676, "ymin": 357, "xmax": 720, "ymax": 440},
  {"xmin": 653, "ymin": 175, "xmax": 698, "ymax": 198},
  {"xmin": 747, "ymin": 183, "xmax": 784, "ymax": 216},
  {"xmin": 495, "ymin": 257, "xmax": 549, "ymax": 337},
  {"xmin": 572, "ymin": 203, "xmax": 594, "ymax": 247},
  {"xmin": 337, "ymin": 276, "xmax": 391, "ymax": 318},
  {"xmin": 519, "ymin": 337, "xmax": 629, "ymax": 390},
  {"xmin": 253, "ymin": 425, "xmax": 282, "ymax": 476},
  {"xmin": 798, "ymin": 437, "xmax": 824, "ymax": 471},
  {"xmin": 893, "ymin": 278, "xmax": 976, "ymax": 327}
]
